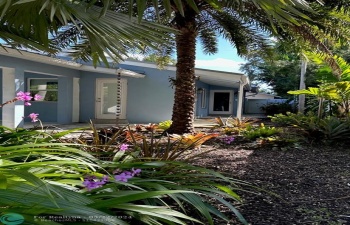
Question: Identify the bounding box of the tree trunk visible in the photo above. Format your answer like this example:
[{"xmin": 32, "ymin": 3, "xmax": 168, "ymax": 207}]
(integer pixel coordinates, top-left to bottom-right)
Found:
[
  {"xmin": 298, "ymin": 58, "xmax": 307, "ymax": 113},
  {"xmin": 167, "ymin": 10, "xmax": 198, "ymax": 134}
]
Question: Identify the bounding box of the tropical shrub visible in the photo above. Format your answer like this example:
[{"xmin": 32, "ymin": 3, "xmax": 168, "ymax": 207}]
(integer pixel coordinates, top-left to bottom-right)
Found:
[
  {"xmin": 243, "ymin": 124, "xmax": 282, "ymax": 140},
  {"xmin": 0, "ymin": 94, "xmax": 249, "ymax": 224},
  {"xmin": 212, "ymin": 117, "xmax": 259, "ymax": 135},
  {"xmin": 270, "ymin": 113, "xmax": 350, "ymax": 142},
  {"xmin": 124, "ymin": 128, "xmax": 219, "ymax": 161},
  {"xmin": 222, "ymin": 127, "xmax": 240, "ymax": 135},
  {"xmin": 315, "ymin": 117, "xmax": 350, "ymax": 141},
  {"xmin": 270, "ymin": 112, "xmax": 316, "ymax": 127},
  {"xmin": 0, "ymin": 126, "xmax": 249, "ymax": 225}
]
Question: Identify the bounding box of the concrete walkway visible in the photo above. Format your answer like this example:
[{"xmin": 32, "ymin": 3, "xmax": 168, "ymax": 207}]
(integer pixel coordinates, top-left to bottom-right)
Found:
[
  {"xmin": 23, "ymin": 115, "xmax": 266, "ymax": 131},
  {"xmin": 24, "ymin": 119, "xmax": 216, "ymax": 130}
]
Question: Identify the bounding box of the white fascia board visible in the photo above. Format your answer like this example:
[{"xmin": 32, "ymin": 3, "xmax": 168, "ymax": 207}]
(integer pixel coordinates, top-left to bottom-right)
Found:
[
  {"xmin": 79, "ymin": 66, "xmax": 145, "ymax": 78},
  {"xmin": 121, "ymin": 60, "xmax": 176, "ymax": 71}
]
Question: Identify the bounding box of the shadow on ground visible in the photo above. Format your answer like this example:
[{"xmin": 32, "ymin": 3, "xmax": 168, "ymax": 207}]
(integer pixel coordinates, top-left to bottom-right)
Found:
[{"xmin": 193, "ymin": 142, "xmax": 350, "ymax": 225}]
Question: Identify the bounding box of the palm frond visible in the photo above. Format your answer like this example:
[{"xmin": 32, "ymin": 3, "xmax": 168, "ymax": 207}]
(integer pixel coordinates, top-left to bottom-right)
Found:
[{"xmin": 0, "ymin": 1, "xmax": 176, "ymax": 66}]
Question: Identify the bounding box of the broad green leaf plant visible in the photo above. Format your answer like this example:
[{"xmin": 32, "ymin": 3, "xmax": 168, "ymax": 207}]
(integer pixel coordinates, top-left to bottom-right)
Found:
[
  {"xmin": 289, "ymin": 55, "xmax": 350, "ymax": 117},
  {"xmin": 0, "ymin": 95, "xmax": 250, "ymax": 224}
]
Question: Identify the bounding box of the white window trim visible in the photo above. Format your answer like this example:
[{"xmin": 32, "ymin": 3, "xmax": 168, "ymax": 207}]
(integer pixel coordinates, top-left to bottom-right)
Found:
[
  {"xmin": 209, "ymin": 90, "xmax": 234, "ymax": 114},
  {"xmin": 27, "ymin": 78, "xmax": 58, "ymax": 102}
]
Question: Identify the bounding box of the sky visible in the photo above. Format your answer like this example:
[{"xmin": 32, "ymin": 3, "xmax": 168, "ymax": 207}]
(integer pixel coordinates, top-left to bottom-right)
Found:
[{"xmin": 194, "ymin": 38, "xmax": 246, "ymax": 73}]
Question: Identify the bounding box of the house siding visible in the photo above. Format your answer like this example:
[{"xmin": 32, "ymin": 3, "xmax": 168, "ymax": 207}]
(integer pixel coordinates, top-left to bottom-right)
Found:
[
  {"xmin": 0, "ymin": 56, "xmax": 80, "ymax": 125},
  {"xmin": 120, "ymin": 65, "xmax": 175, "ymax": 124},
  {"xmin": 195, "ymin": 81, "xmax": 209, "ymax": 118},
  {"xmin": 79, "ymin": 71, "xmax": 119, "ymax": 122}
]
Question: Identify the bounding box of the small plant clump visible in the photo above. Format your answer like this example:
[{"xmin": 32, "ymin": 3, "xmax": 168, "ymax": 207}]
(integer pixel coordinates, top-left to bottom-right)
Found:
[
  {"xmin": 158, "ymin": 120, "xmax": 173, "ymax": 130},
  {"xmin": 243, "ymin": 123, "xmax": 282, "ymax": 140},
  {"xmin": 270, "ymin": 113, "xmax": 350, "ymax": 143}
]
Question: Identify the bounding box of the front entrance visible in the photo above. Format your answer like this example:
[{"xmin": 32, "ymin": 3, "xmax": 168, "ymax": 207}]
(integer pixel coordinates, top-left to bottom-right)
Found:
[
  {"xmin": 209, "ymin": 90, "xmax": 233, "ymax": 114},
  {"xmin": 95, "ymin": 78, "xmax": 127, "ymax": 119}
]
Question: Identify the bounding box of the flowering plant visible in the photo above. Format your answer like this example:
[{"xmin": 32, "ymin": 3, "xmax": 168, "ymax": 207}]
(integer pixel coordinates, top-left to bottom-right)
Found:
[
  {"xmin": 82, "ymin": 168, "xmax": 142, "ymax": 191},
  {"xmin": 0, "ymin": 92, "xmax": 42, "ymax": 123},
  {"xmin": 220, "ymin": 136, "xmax": 235, "ymax": 145}
]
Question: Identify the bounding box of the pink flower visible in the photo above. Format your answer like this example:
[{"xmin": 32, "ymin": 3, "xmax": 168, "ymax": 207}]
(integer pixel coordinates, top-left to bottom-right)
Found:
[
  {"xmin": 16, "ymin": 91, "xmax": 32, "ymax": 101},
  {"xmin": 120, "ymin": 144, "xmax": 129, "ymax": 151},
  {"xmin": 34, "ymin": 94, "xmax": 42, "ymax": 101},
  {"xmin": 24, "ymin": 102, "xmax": 31, "ymax": 106},
  {"xmin": 28, "ymin": 113, "xmax": 39, "ymax": 122}
]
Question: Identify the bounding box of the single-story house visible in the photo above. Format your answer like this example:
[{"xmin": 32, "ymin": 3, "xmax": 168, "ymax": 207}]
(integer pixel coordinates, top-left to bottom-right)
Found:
[
  {"xmin": 245, "ymin": 92, "xmax": 288, "ymax": 114},
  {"xmin": 0, "ymin": 48, "xmax": 251, "ymax": 128}
]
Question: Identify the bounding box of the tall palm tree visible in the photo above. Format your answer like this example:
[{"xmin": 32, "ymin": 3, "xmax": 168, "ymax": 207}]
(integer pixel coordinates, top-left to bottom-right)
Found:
[{"xmin": 128, "ymin": 0, "xmax": 348, "ymax": 134}]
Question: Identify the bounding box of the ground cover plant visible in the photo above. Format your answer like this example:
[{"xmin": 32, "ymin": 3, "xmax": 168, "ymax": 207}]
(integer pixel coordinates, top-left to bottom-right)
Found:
[
  {"xmin": 0, "ymin": 94, "xmax": 252, "ymax": 225},
  {"xmin": 0, "ymin": 124, "xmax": 253, "ymax": 225}
]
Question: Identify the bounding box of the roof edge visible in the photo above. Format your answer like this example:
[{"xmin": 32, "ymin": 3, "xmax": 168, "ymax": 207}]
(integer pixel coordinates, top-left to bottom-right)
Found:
[{"xmin": 0, "ymin": 48, "xmax": 144, "ymax": 78}]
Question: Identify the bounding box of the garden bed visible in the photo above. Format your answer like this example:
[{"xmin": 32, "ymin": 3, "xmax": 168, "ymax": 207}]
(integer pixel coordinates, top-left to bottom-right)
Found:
[
  {"xmin": 193, "ymin": 143, "xmax": 350, "ymax": 225},
  {"xmin": 56, "ymin": 120, "xmax": 350, "ymax": 224}
]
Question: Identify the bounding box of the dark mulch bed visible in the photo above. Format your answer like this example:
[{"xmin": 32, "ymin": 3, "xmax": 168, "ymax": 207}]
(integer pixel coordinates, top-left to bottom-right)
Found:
[{"xmin": 193, "ymin": 143, "xmax": 350, "ymax": 225}]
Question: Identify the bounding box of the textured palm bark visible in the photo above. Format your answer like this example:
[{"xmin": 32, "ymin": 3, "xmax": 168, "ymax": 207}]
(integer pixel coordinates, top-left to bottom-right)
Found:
[{"xmin": 167, "ymin": 9, "xmax": 198, "ymax": 134}]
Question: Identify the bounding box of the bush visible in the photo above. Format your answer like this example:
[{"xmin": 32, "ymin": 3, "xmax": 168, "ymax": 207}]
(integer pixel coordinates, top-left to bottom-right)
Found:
[
  {"xmin": 270, "ymin": 113, "xmax": 350, "ymax": 142},
  {"xmin": 243, "ymin": 123, "xmax": 282, "ymax": 140},
  {"xmin": 269, "ymin": 112, "xmax": 316, "ymax": 127},
  {"xmin": 260, "ymin": 102, "xmax": 296, "ymax": 116}
]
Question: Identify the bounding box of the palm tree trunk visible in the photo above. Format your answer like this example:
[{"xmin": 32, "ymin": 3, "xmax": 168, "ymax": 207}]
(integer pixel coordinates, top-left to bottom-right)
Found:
[{"xmin": 167, "ymin": 10, "xmax": 198, "ymax": 134}]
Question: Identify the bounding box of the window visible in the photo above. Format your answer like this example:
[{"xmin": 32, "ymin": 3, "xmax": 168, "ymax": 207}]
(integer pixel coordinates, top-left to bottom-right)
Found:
[
  {"xmin": 28, "ymin": 78, "xmax": 58, "ymax": 101},
  {"xmin": 201, "ymin": 89, "xmax": 206, "ymax": 108}
]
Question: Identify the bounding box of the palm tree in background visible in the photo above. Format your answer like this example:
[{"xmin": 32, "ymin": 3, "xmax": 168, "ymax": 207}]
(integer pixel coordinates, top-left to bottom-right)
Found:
[{"xmin": 126, "ymin": 0, "xmax": 349, "ymax": 134}]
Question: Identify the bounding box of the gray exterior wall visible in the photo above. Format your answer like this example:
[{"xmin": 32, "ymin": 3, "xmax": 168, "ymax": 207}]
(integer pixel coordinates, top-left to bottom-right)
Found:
[
  {"xmin": 195, "ymin": 81, "xmax": 209, "ymax": 118},
  {"xmin": 79, "ymin": 65, "xmax": 175, "ymax": 124},
  {"xmin": 120, "ymin": 65, "xmax": 175, "ymax": 124},
  {"xmin": 79, "ymin": 71, "xmax": 117, "ymax": 123},
  {"xmin": 0, "ymin": 55, "xmax": 80, "ymax": 125}
]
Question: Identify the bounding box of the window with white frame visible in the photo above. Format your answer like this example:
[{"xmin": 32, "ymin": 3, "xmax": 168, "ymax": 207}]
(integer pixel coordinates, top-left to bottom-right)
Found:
[
  {"xmin": 201, "ymin": 88, "xmax": 206, "ymax": 108},
  {"xmin": 28, "ymin": 78, "xmax": 58, "ymax": 101}
]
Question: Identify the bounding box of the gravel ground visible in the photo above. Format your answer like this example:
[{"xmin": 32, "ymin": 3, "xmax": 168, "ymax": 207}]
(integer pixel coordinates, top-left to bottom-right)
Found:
[{"xmin": 192, "ymin": 142, "xmax": 350, "ymax": 225}]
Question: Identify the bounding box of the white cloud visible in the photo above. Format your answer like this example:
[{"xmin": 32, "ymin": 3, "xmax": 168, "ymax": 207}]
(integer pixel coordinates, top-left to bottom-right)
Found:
[{"xmin": 195, "ymin": 58, "xmax": 245, "ymax": 73}]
